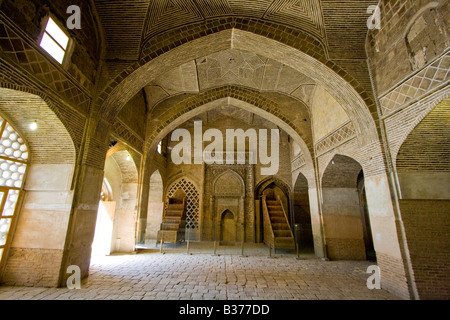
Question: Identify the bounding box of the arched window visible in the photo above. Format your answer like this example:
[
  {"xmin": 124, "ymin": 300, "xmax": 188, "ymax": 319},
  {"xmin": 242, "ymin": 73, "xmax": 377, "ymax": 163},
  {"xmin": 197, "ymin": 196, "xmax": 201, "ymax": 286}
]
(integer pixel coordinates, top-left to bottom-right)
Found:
[{"xmin": 0, "ymin": 116, "xmax": 28, "ymax": 267}]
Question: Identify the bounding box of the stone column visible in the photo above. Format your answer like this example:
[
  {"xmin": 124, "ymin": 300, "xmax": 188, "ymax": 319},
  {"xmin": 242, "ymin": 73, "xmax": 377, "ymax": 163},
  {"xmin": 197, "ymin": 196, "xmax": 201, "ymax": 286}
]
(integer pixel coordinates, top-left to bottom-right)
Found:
[
  {"xmin": 210, "ymin": 195, "xmax": 216, "ymax": 242},
  {"xmin": 245, "ymin": 165, "xmax": 255, "ymax": 242},
  {"xmin": 58, "ymin": 117, "xmax": 110, "ymax": 286},
  {"xmin": 136, "ymin": 153, "xmax": 150, "ymax": 244},
  {"xmin": 239, "ymin": 196, "xmax": 245, "ymax": 242}
]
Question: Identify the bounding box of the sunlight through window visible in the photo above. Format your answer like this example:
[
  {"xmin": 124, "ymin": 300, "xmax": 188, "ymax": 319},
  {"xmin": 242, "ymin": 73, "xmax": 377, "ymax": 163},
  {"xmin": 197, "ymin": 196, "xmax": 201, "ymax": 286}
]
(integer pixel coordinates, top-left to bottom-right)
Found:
[{"xmin": 40, "ymin": 17, "xmax": 69, "ymax": 64}]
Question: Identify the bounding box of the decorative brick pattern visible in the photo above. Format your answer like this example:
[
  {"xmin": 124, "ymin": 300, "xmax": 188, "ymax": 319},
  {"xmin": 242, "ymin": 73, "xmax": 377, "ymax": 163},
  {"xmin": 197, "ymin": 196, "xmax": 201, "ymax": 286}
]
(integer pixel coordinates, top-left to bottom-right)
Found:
[
  {"xmin": 379, "ymin": 52, "xmax": 450, "ymax": 116},
  {"xmin": 0, "ymin": 69, "xmax": 86, "ymax": 155},
  {"xmin": 111, "ymin": 120, "xmax": 144, "ymax": 153},
  {"xmin": 396, "ymin": 99, "xmax": 450, "ymax": 172},
  {"xmin": 146, "ymin": 85, "xmax": 313, "ymax": 153},
  {"xmin": 0, "ymin": 18, "xmax": 92, "ymax": 114},
  {"xmin": 94, "ymin": 0, "xmax": 150, "ymax": 60},
  {"xmin": 384, "ymin": 88, "xmax": 449, "ymax": 167},
  {"xmin": 315, "ymin": 122, "xmax": 356, "ymax": 156},
  {"xmin": 0, "ymin": 88, "xmax": 77, "ymax": 165},
  {"xmin": 367, "ymin": 0, "xmax": 449, "ymax": 95},
  {"xmin": 322, "ymin": 0, "xmax": 378, "ymax": 59},
  {"xmin": 96, "ymin": 18, "xmax": 373, "ymax": 124},
  {"xmin": 291, "ymin": 153, "xmax": 306, "ymax": 171}
]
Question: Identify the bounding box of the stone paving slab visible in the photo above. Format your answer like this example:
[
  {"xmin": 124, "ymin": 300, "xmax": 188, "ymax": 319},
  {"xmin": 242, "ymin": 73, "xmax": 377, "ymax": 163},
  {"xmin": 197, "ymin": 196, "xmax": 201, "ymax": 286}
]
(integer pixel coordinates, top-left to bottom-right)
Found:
[{"xmin": 0, "ymin": 243, "xmax": 399, "ymax": 300}]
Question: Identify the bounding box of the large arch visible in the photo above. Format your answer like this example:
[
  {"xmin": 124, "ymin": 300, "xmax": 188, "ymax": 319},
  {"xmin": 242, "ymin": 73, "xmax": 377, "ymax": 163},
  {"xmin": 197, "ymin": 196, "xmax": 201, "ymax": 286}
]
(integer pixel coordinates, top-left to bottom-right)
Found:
[
  {"xmin": 98, "ymin": 29, "xmax": 377, "ymax": 144},
  {"xmin": 0, "ymin": 88, "xmax": 77, "ymax": 287},
  {"xmin": 146, "ymin": 95, "xmax": 314, "ymax": 170}
]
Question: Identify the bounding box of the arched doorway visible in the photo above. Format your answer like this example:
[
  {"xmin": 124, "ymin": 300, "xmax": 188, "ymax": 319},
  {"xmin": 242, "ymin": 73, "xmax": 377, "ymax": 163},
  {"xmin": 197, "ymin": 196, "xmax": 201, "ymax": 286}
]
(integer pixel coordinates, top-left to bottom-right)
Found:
[
  {"xmin": 357, "ymin": 171, "xmax": 376, "ymax": 261},
  {"xmin": 91, "ymin": 149, "xmax": 139, "ymax": 259},
  {"xmin": 144, "ymin": 170, "xmax": 164, "ymax": 245},
  {"xmin": 165, "ymin": 178, "xmax": 200, "ymax": 241},
  {"xmin": 255, "ymin": 178, "xmax": 291, "ymax": 244},
  {"xmin": 91, "ymin": 178, "xmax": 115, "ymax": 258},
  {"xmin": 293, "ymin": 172, "xmax": 314, "ymax": 252},
  {"xmin": 220, "ymin": 210, "xmax": 236, "ymax": 245},
  {"xmin": 321, "ymin": 154, "xmax": 367, "ymax": 260},
  {"xmin": 212, "ymin": 170, "xmax": 245, "ymax": 244}
]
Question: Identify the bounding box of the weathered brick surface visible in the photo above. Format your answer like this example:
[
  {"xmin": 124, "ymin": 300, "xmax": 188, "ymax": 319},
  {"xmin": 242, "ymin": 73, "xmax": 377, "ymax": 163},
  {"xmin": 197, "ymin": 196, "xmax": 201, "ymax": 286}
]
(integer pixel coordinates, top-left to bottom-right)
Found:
[
  {"xmin": 399, "ymin": 200, "xmax": 450, "ymax": 300},
  {"xmin": 367, "ymin": 0, "xmax": 449, "ymax": 95},
  {"xmin": 376, "ymin": 251, "xmax": 411, "ymax": 300},
  {"xmin": 1, "ymin": 248, "xmax": 63, "ymax": 287}
]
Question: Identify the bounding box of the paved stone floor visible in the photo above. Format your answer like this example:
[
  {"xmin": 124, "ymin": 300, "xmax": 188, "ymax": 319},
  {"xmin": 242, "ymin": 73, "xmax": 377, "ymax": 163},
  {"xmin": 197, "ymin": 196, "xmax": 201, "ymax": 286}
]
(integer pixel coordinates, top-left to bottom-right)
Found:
[{"xmin": 0, "ymin": 243, "xmax": 399, "ymax": 300}]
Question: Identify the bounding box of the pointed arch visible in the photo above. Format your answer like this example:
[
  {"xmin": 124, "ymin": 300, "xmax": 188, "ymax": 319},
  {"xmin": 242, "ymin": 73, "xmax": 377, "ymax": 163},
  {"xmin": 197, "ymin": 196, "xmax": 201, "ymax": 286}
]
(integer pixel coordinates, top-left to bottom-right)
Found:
[
  {"xmin": 98, "ymin": 29, "xmax": 377, "ymax": 144},
  {"xmin": 0, "ymin": 88, "xmax": 77, "ymax": 287}
]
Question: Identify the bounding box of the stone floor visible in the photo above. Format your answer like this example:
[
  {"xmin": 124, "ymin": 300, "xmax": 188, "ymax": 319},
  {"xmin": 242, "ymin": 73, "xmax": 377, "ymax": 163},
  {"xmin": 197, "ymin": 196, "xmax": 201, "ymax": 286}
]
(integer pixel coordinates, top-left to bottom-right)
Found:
[{"xmin": 0, "ymin": 243, "xmax": 399, "ymax": 300}]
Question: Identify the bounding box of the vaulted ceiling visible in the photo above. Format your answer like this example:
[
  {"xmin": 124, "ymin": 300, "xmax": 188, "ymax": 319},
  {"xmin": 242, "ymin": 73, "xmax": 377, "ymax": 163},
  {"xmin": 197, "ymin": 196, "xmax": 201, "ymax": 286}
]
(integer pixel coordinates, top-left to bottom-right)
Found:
[
  {"xmin": 144, "ymin": 48, "xmax": 316, "ymax": 111},
  {"xmin": 94, "ymin": 0, "xmax": 378, "ymax": 61}
]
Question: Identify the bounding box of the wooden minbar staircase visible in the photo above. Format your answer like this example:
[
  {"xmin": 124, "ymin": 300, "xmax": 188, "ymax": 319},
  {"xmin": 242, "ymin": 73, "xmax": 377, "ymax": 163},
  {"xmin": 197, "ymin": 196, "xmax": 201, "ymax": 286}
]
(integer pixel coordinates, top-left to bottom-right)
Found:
[
  {"xmin": 157, "ymin": 189, "xmax": 187, "ymax": 244},
  {"xmin": 262, "ymin": 192, "xmax": 295, "ymax": 251}
]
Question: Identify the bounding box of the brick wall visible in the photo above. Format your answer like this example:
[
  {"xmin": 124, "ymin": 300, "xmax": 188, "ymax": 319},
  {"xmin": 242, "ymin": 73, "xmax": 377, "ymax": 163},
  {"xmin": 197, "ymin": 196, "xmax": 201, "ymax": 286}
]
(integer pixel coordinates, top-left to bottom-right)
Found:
[
  {"xmin": 376, "ymin": 251, "xmax": 411, "ymax": 300},
  {"xmin": 1, "ymin": 248, "xmax": 63, "ymax": 287},
  {"xmin": 367, "ymin": 0, "xmax": 449, "ymax": 95},
  {"xmin": 399, "ymin": 200, "xmax": 450, "ymax": 300}
]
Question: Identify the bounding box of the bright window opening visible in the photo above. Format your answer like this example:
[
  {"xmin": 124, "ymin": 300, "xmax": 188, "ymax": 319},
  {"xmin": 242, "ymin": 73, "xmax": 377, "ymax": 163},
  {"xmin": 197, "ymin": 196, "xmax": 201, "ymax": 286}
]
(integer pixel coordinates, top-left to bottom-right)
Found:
[
  {"xmin": 157, "ymin": 141, "xmax": 162, "ymax": 154},
  {"xmin": 0, "ymin": 116, "xmax": 27, "ymax": 268},
  {"xmin": 40, "ymin": 17, "xmax": 69, "ymax": 64}
]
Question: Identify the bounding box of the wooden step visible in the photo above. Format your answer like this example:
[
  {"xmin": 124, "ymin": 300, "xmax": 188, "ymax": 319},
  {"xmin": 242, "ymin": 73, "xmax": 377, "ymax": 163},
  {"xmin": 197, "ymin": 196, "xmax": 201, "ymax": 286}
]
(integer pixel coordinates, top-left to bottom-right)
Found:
[
  {"xmin": 275, "ymin": 237, "xmax": 295, "ymax": 250},
  {"xmin": 270, "ymin": 217, "xmax": 286, "ymax": 224},
  {"xmin": 271, "ymin": 222, "xmax": 290, "ymax": 230},
  {"xmin": 274, "ymin": 230, "xmax": 292, "ymax": 237},
  {"xmin": 160, "ymin": 223, "xmax": 180, "ymax": 231}
]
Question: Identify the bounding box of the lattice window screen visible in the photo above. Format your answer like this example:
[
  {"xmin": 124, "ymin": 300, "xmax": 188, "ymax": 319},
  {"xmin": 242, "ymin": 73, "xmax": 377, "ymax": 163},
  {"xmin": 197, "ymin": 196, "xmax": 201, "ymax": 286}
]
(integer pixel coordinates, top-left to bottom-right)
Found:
[
  {"xmin": 0, "ymin": 116, "xmax": 27, "ymax": 267},
  {"xmin": 167, "ymin": 179, "xmax": 199, "ymax": 229}
]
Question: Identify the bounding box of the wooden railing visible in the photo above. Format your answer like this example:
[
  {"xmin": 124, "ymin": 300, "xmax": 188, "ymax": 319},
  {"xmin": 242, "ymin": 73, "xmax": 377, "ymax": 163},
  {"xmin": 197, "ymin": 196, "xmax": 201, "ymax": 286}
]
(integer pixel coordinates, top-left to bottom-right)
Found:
[{"xmin": 261, "ymin": 195, "xmax": 275, "ymax": 248}]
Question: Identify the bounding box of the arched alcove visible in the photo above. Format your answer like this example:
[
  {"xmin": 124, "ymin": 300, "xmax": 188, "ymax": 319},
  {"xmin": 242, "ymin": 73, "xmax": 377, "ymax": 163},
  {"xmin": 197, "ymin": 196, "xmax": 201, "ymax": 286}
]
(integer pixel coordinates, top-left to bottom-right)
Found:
[
  {"xmin": 91, "ymin": 149, "xmax": 139, "ymax": 258},
  {"xmin": 165, "ymin": 177, "xmax": 200, "ymax": 240},
  {"xmin": 255, "ymin": 177, "xmax": 291, "ymax": 244},
  {"xmin": 145, "ymin": 170, "xmax": 164, "ymax": 244},
  {"xmin": 0, "ymin": 88, "xmax": 76, "ymax": 287},
  {"xmin": 212, "ymin": 170, "xmax": 245, "ymax": 244},
  {"xmin": 220, "ymin": 210, "xmax": 236, "ymax": 245},
  {"xmin": 321, "ymin": 154, "xmax": 366, "ymax": 260},
  {"xmin": 91, "ymin": 177, "xmax": 116, "ymax": 258},
  {"xmin": 293, "ymin": 172, "xmax": 314, "ymax": 251}
]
